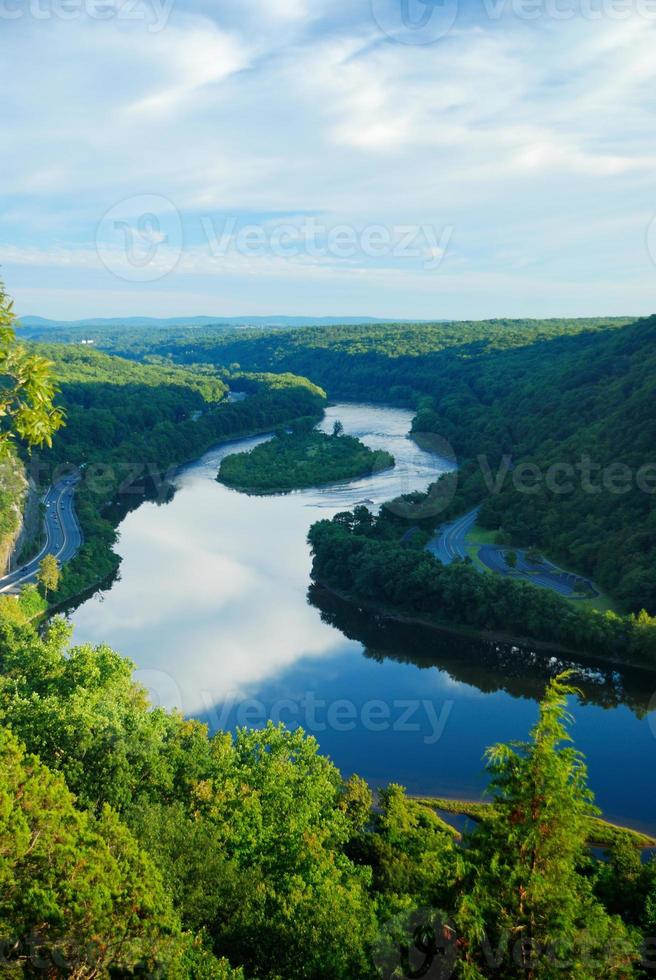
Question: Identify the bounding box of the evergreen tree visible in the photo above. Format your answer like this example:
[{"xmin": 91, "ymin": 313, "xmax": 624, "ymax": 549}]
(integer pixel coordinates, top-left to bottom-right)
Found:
[{"xmin": 455, "ymin": 674, "xmax": 640, "ymax": 979}]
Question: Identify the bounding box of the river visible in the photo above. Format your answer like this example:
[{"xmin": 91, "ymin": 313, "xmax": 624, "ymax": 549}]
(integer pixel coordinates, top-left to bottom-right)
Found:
[{"xmin": 68, "ymin": 402, "xmax": 656, "ymax": 834}]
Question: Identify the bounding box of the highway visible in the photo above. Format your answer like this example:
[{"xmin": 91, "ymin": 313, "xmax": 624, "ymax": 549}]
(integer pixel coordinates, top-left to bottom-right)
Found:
[
  {"xmin": 0, "ymin": 476, "xmax": 83, "ymax": 595},
  {"xmin": 426, "ymin": 507, "xmax": 480, "ymax": 564}
]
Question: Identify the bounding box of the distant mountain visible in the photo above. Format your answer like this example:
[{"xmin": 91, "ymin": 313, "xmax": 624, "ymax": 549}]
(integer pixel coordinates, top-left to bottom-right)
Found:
[{"xmin": 19, "ymin": 315, "xmax": 392, "ymax": 330}]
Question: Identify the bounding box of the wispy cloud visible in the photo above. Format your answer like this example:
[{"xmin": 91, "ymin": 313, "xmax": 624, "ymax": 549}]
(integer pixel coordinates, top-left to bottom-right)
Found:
[{"xmin": 2, "ymin": 2, "xmax": 656, "ymax": 317}]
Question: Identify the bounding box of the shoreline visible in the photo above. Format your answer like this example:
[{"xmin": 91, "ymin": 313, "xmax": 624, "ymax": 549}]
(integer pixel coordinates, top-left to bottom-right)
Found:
[
  {"xmin": 217, "ymin": 461, "xmax": 396, "ymax": 496},
  {"xmin": 41, "ymin": 412, "xmax": 325, "ymax": 614},
  {"xmin": 312, "ymin": 580, "xmax": 656, "ymax": 675},
  {"xmin": 409, "ymin": 795, "xmax": 656, "ymax": 850}
]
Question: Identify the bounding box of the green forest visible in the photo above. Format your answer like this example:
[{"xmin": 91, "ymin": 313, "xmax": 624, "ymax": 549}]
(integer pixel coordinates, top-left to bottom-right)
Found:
[
  {"xmin": 66, "ymin": 314, "xmax": 655, "ymax": 616},
  {"xmin": 2, "ymin": 615, "xmax": 656, "ymax": 978},
  {"xmin": 307, "ymin": 506, "xmax": 656, "ymax": 667},
  {"xmin": 1, "ymin": 283, "xmax": 656, "ymax": 978},
  {"xmin": 12, "ymin": 347, "xmax": 327, "ymax": 604},
  {"xmin": 218, "ymin": 423, "xmax": 394, "ymax": 493}
]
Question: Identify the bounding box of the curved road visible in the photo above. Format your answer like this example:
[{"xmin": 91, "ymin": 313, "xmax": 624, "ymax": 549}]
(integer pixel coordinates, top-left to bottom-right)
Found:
[
  {"xmin": 427, "ymin": 506, "xmax": 597, "ymax": 599},
  {"xmin": 427, "ymin": 507, "xmax": 479, "ymax": 564},
  {"xmin": 0, "ymin": 476, "xmax": 83, "ymax": 595}
]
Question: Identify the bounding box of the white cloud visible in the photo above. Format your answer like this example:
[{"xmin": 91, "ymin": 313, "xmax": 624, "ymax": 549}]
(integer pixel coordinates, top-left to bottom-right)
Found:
[{"xmin": 2, "ymin": 4, "xmax": 656, "ymax": 317}]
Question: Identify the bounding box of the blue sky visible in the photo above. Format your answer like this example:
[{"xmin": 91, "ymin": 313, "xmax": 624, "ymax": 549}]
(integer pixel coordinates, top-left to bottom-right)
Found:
[{"xmin": 2, "ymin": 0, "xmax": 656, "ymax": 319}]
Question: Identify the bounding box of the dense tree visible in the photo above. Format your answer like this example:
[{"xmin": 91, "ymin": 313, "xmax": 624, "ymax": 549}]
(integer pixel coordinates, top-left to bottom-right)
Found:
[
  {"xmin": 0, "ymin": 614, "xmax": 654, "ymax": 978},
  {"xmin": 0, "ymin": 282, "xmax": 64, "ymax": 457},
  {"xmin": 37, "ymin": 554, "xmax": 59, "ymax": 598},
  {"xmin": 218, "ymin": 428, "xmax": 393, "ymax": 493},
  {"xmin": 0, "ymin": 725, "xmax": 184, "ymax": 976},
  {"xmin": 455, "ymin": 675, "xmax": 640, "ymax": 978},
  {"xmin": 69, "ymin": 313, "xmax": 655, "ymax": 614},
  {"xmin": 307, "ymin": 510, "xmax": 656, "ymax": 665},
  {"xmin": 0, "ymin": 282, "xmax": 64, "ymax": 576},
  {"xmin": 22, "ymin": 347, "xmax": 326, "ymax": 604}
]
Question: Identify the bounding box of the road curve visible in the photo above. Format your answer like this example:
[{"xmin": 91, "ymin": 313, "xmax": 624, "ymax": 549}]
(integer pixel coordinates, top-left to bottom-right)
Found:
[
  {"xmin": 426, "ymin": 507, "xmax": 480, "ymax": 564},
  {"xmin": 427, "ymin": 505, "xmax": 598, "ymax": 599},
  {"xmin": 0, "ymin": 476, "xmax": 83, "ymax": 595}
]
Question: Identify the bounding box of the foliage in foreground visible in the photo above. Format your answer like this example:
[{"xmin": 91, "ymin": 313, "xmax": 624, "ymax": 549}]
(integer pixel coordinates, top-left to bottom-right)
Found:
[{"xmin": 0, "ymin": 617, "xmax": 654, "ymax": 978}]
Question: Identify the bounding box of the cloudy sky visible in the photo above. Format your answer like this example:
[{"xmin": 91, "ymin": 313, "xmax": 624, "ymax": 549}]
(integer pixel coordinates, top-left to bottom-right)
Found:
[{"xmin": 2, "ymin": 0, "xmax": 656, "ymax": 319}]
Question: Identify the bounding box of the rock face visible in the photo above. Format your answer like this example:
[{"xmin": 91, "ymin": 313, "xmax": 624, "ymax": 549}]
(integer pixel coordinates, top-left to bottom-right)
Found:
[
  {"xmin": 8, "ymin": 478, "xmax": 41, "ymax": 573},
  {"xmin": 0, "ymin": 464, "xmax": 40, "ymax": 578}
]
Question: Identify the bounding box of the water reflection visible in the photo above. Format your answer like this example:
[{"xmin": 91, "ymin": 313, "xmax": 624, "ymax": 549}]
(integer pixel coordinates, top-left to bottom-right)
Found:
[
  {"xmin": 69, "ymin": 404, "xmax": 454, "ymax": 715},
  {"xmin": 67, "ymin": 403, "xmax": 656, "ymax": 832},
  {"xmin": 309, "ymin": 585, "xmax": 656, "ymax": 717}
]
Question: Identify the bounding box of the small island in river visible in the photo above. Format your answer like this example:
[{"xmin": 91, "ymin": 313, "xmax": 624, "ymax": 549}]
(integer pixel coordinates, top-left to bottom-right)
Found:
[{"xmin": 217, "ymin": 421, "xmax": 395, "ymax": 493}]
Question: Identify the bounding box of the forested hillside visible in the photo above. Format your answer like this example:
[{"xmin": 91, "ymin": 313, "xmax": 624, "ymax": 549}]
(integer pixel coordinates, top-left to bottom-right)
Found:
[
  {"xmin": 2, "ymin": 287, "xmax": 656, "ymax": 979},
  {"xmin": 19, "ymin": 346, "xmax": 327, "ymax": 603},
  {"xmin": 90, "ymin": 316, "xmax": 655, "ymax": 613}
]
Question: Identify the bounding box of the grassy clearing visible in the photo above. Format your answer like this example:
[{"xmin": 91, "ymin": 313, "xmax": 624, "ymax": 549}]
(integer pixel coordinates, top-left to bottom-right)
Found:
[{"xmin": 466, "ymin": 524, "xmax": 500, "ymax": 546}]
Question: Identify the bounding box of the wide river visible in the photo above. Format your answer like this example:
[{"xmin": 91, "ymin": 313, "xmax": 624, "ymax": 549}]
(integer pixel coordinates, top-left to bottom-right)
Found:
[{"xmin": 69, "ymin": 403, "xmax": 656, "ymax": 833}]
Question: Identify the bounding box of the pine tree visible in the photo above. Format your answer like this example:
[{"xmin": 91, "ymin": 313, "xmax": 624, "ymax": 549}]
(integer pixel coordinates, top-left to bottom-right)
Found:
[{"xmin": 455, "ymin": 673, "xmax": 640, "ymax": 979}]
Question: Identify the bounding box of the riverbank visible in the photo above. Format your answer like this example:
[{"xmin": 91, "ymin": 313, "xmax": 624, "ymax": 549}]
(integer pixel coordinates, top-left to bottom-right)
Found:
[
  {"xmin": 45, "ymin": 390, "xmax": 326, "ymax": 609},
  {"xmin": 411, "ymin": 795, "xmax": 656, "ymax": 850},
  {"xmin": 64, "ymin": 400, "xmax": 656, "ymax": 835},
  {"xmin": 311, "ymin": 580, "xmax": 656, "ymax": 675}
]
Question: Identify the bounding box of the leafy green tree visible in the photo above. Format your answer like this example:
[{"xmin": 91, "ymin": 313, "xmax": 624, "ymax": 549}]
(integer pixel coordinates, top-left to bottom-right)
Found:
[
  {"xmin": 0, "ymin": 725, "xmax": 183, "ymax": 975},
  {"xmin": 505, "ymin": 549, "xmax": 518, "ymax": 569},
  {"xmin": 37, "ymin": 553, "xmax": 60, "ymax": 598},
  {"xmin": 197, "ymin": 723, "xmax": 378, "ymax": 980},
  {"xmin": 455, "ymin": 674, "xmax": 640, "ymax": 978},
  {"xmin": 0, "ymin": 281, "xmax": 64, "ymax": 455}
]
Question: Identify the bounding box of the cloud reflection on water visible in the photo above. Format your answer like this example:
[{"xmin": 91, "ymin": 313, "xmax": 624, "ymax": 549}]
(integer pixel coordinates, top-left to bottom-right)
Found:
[{"xmin": 70, "ymin": 404, "xmax": 452, "ymax": 714}]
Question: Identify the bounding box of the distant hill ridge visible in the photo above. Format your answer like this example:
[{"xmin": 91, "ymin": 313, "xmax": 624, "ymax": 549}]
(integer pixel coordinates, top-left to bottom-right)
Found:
[{"xmin": 19, "ymin": 314, "xmax": 400, "ymax": 330}]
